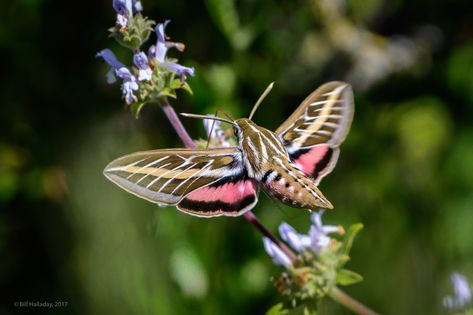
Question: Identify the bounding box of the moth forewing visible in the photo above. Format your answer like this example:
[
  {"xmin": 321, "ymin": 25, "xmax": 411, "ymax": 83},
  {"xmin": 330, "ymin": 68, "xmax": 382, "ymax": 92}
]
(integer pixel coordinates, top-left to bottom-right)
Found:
[
  {"xmin": 103, "ymin": 148, "xmax": 243, "ymax": 204},
  {"xmin": 275, "ymin": 81, "xmax": 354, "ymax": 147},
  {"xmin": 272, "ymin": 82, "xmax": 354, "ymax": 184},
  {"xmin": 325, "ymin": 83, "xmax": 354, "ymax": 147}
]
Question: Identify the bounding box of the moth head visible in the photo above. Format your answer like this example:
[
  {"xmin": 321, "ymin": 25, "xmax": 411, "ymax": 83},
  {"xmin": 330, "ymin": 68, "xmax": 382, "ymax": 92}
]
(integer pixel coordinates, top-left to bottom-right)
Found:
[
  {"xmin": 234, "ymin": 118, "xmax": 256, "ymax": 141},
  {"xmin": 232, "ymin": 125, "xmax": 239, "ymax": 137}
]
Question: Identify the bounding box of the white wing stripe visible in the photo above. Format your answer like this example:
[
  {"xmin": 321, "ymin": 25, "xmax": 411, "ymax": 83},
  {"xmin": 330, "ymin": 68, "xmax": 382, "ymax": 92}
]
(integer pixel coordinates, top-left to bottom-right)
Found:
[
  {"xmin": 305, "ymin": 114, "xmax": 343, "ymax": 121},
  {"xmin": 171, "ymin": 161, "xmax": 213, "ymax": 194},
  {"xmin": 136, "ymin": 162, "xmax": 172, "ymax": 185},
  {"xmin": 310, "ymin": 99, "xmax": 342, "ymax": 106},
  {"xmin": 125, "ymin": 156, "xmax": 170, "ymax": 179},
  {"xmin": 312, "ymin": 106, "xmax": 343, "ymax": 112},
  {"xmin": 146, "ymin": 161, "xmax": 193, "ymax": 189},
  {"xmin": 157, "ymin": 162, "xmax": 198, "ymax": 192}
]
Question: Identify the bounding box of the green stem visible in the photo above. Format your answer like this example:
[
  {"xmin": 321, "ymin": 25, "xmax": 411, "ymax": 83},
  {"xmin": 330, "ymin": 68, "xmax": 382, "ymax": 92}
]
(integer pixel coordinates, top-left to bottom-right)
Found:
[{"xmin": 329, "ymin": 286, "xmax": 379, "ymax": 315}]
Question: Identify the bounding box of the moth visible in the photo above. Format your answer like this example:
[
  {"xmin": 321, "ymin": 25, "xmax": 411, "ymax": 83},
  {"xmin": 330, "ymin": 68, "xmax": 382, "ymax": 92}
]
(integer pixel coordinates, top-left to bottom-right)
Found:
[{"xmin": 104, "ymin": 81, "xmax": 354, "ymax": 217}]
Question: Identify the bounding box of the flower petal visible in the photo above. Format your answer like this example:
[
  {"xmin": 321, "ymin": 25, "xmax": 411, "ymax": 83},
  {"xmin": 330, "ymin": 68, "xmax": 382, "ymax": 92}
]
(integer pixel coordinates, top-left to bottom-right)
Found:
[
  {"xmin": 452, "ymin": 273, "xmax": 472, "ymax": 307},
  {"xmin": 309, "ymin": 225, "xmax": 331, "ymax": 254},
  {"xmin": 279, "ymin": 222, "xmax": 307, "ymax": 252},
  {"xmin": 310, "ymin": 210, "xmax": 325, "ymax": 229},
  {"xmin": 162, "ymin": 61, "xmax": 195, "ymax": 81},
  {"xmin": 122, "ymin": 80, "xmax": 139, "ymax": 104},
  {"xmin": 96, "ymin": 49, "xmax": 126, "ymax": 70},
  {"xmin": 116, "ymin": 14, "xmax": 128, "ymax": 28},
  {"xmin": 115, "ymin": 67, "xmax": 135, "ymax": 81},
  {"xmin": 133, "ymin": 52, "xmax": 149, "ymax": 69},
  {"xmin": 155, "ymin": 20, "xmax": 171, "ymax": 62},
  {"xmin": 263, "ymin": 237, "xmax": 292, "ymax": 268},
  {"xmin": 112, "ymin": 0, "xmax": 127, "ymax": 15},
  {"xmin": 106, "ymin": 69, "xmax": 117, "ymax": 84},
  {"xmin": 133, "ymin": 52, "xmax": 152, "ymax": 81},
  {"xmin": 133, "ymin": 0, "xmax": 143, "ymax": 12}
]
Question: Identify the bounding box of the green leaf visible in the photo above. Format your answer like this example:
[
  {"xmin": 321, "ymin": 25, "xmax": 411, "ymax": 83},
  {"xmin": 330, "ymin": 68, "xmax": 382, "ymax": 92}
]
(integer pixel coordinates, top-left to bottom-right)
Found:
[
  {"xmin": 180, "ymin": 81, "xmax": 193, "ymax": 95},
  {"xmin": 170, "ymin": 79, "xmax": 183, "ymax": 89},
  {"xmin": 341, "ymin": 223, "xmax": 363, "ymax": 257},
  {"xmin": 130, "ymin": 100, "xmax": 147, "ymax": 118},
  {"xmin": 159, "ymin": 87, "xmax": 177, "ymax": 99},
  {"xmin": 266, "ymin": 303, "xmax": 289, "ymax": 315},
  {"xmin": 336, "ymin": 269, "xmax": 363, "ymax": 286}
]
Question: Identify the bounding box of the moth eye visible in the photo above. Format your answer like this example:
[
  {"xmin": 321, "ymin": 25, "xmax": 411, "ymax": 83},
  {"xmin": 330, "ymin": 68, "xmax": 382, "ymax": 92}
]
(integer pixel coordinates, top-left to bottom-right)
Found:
[{"xmin": 233, "ymin": 126, "xmax": 238, "ymax": 135}]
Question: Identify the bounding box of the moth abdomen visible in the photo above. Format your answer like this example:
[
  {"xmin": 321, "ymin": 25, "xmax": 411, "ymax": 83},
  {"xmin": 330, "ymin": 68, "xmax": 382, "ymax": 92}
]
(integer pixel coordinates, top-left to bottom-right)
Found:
[{"xmin": 262, "ymin": 160, "xmax": 333, "ymax": 210}]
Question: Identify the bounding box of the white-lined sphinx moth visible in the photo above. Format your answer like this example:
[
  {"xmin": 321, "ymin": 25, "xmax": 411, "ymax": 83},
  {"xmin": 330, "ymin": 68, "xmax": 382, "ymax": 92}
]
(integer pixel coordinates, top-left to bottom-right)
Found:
[{"xmin": 104, "ymin": 81, "xmax": 354, "ymax": 217}]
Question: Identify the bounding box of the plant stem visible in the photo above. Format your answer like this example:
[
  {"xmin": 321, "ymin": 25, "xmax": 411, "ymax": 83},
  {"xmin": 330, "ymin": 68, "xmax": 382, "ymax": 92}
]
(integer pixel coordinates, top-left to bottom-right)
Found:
[
  {"xmin": 329, "ymin": 286, "xmax": 380, "ymax": 315},
  {"xmin": 243, "ymin": 211, "xmax": 296, "ymax": 261},
  {"xmin": 159, "ymin": 99, "xmax": 196, "ymax": 148}
]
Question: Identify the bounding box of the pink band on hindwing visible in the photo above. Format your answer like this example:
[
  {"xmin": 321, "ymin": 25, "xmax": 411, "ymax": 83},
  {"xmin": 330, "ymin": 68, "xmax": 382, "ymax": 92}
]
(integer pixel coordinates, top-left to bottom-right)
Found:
[
  {"xmin": 177, "ymin": 178, "xmax": 259, "ymax": 216},
  {"xmin": 293, "ymin": 144, "xmax": 330, "ymax": 177},
  {"xmin": 185, "ymin": 180, "xmax": 257, "ymax": 203}
]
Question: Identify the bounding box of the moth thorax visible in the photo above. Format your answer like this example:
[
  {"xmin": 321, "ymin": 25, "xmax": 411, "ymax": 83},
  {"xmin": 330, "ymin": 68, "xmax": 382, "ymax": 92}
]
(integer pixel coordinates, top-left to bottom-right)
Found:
[{"xmin": 237, "ymin": 119, "xmax": 290, "ymax": 178}]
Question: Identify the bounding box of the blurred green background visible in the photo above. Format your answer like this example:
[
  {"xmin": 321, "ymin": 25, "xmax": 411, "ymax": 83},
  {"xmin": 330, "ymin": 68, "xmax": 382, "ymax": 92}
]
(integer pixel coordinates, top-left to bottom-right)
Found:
[{"xmin": 1, "ymin": 0, "xmax": 473, "ymax": 314}]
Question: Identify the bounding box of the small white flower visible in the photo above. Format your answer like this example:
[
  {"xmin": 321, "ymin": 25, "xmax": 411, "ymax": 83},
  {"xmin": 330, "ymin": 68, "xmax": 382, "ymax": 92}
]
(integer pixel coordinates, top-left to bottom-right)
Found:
[{"xmin": 444, "ymin": 272, "xmax": 472, "ymax": 310}]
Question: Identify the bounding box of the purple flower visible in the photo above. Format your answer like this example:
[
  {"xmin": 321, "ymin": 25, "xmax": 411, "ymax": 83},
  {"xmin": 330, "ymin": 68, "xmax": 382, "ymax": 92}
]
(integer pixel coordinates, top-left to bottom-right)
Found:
[
  {"xmin": 162, "ymin": 61, "xmax": 195, "ymax": 81},
  {"xmin": 112, "ymin": 0, "xmax": 128, "ymax": 15},
  {"xmin": 154, "ymin": 20, "xmax": 171, "ymax": 62},
  {"xmin": 96, "ymin": 49, "xmax": 139, "ymax": 104},
  {"xmin": 133, "ymin": 0, "xmax": 143, "ymax": 12},
  {"xmin": 309, "ymin": 211, "xmax": 340, "ymax": 254},
  {"xmin": 263, "ymin": 211, "xmax": 344, "ymax": 268},
  {"xmin": 112, "ymin": 0, "xmax": 143, "ymax": 28},
  {"xmin": 263, "ymin": 238, "xmax": 292, "ymax": 268},
  {"xmin": 116, "ymin": 68, "xmax": 139, "ymax": 104},
  {"xmin": 133, "ymin": 52, "xmax": 152, "ymax": 81},
  {"xmin": 278, "ymin": 222, "xmax": 311, "ymax": 252},
  {"xmin": 149, "ymin": 20, "xmax": 195, "ymax": 82},
  {"xmin": 96, "ymin": 49, "xmax": 125, "ymax": 83},
  {"xmin": 444, "ymin": 273, "xmax": 472, "ymax": 310}
]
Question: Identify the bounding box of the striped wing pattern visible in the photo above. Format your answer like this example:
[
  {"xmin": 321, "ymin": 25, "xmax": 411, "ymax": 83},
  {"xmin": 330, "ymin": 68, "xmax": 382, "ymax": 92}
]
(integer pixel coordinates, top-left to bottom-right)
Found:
[
  {"xmin": 103, "ymin": 81, "xmax": 354, "ymax": 217},
  {"xmin": 275, "ymin": 82, "xmax": 354, "ymax": 183},
  {"xmin": 103, "ymin": 148, "xmax": 256, "ymax": 215}
]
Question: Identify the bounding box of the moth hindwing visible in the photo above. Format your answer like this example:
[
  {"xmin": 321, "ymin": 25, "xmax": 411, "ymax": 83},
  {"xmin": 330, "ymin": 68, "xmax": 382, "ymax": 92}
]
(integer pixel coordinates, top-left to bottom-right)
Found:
[{"xmin": 104, "ymin": 81, "xmax": 354, "ymax": 217}]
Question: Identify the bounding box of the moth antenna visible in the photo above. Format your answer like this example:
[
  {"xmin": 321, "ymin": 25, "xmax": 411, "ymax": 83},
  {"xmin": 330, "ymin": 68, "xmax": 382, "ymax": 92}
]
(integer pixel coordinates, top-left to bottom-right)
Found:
[
  {"xmin": 180, "ymin": 113, "xmax": 236, "ymax": 125},
  {"xmin": 248, "ymin": 82, "xmax": 275, "ymax": 120}
]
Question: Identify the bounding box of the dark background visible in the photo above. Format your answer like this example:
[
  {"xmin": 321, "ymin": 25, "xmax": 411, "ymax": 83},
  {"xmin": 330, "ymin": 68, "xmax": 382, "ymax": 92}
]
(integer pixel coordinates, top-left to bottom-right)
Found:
[{"xmin": 1, "ymin": 0, "xmax": 473, "ymax": 314}]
